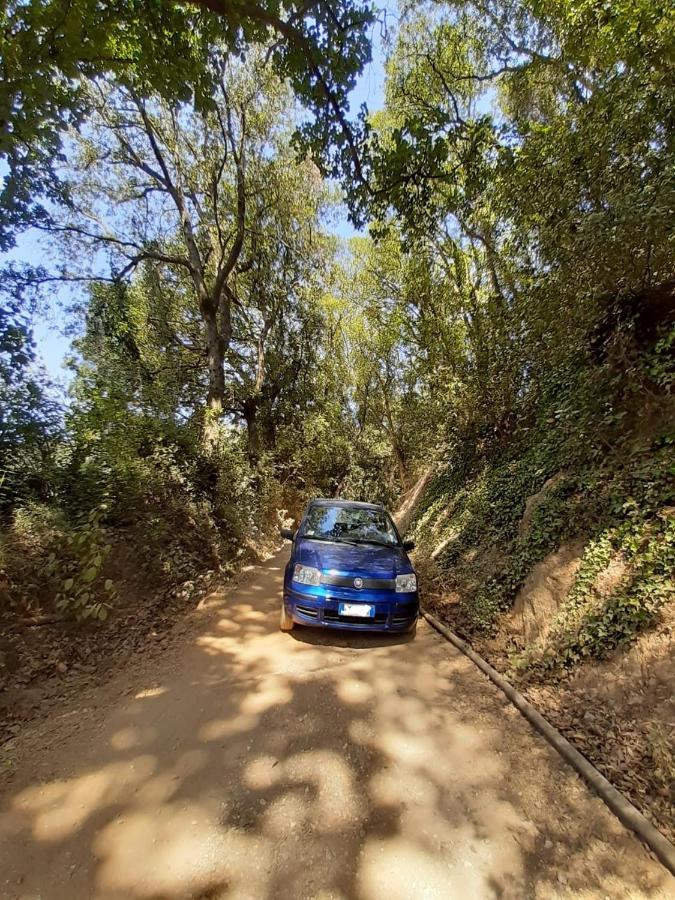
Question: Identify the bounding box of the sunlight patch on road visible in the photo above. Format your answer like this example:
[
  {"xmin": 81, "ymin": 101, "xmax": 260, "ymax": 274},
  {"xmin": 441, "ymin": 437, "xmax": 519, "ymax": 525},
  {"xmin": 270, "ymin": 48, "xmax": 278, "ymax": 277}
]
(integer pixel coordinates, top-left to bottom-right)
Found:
[
  {"xmin": 134, "ymin": 685, "xmax": 167, "ymax": 700},
  {"xmin": 198, "ymin": 714, "xmax": 259, "ymax": 741},
  {"xmin": 239, "ymin": 674, "xmax": 293, "ymax": 715},
  {"xmin": 197, "ymin": 628, "xmax": 333, "ymax": 680},
  {"xmin": 356, "ymin": 831, "xmax": 521, "ymax": 900},
  {"xmin": 94, "ymin": 802, "xmax": 272, "ymax": 899},
  {"xmin": 284, "ymin": 750, "xmax": 364, "ymax": 830},
  {"xmin": 358, "ymin": 836, "xmax": 477, "ymax": 899},
  {"xmin": 244, "ymin": 755, "xmax": 283, "ymax": 791},
  {"xmin": 11, "ymin": 756, "xmax": 156, "ymax": 842},
  {"xmin": 334, "ymin": 675, "xmax": 374, "ymax": 705},
  {"xmin": 213, "ymin": 617, "xmax": 243, "ymax": 633},
  {"xmin": 376, "ymin": 729, "xmax": 439, "ymax": 768},
  {"xmin": 369, "ymin": 767, "xmax": 439, "ymax": 809},
  {"xmin": 261, "ymin": 791, "xmax": 307, "ymax": 838},
  {"xmin": 135, "ymin": 749, "xmax": 208, "ymax": 805},
  {"xmin": 110, "ymin": 724, "xmax": 156, "ymax": 751}
]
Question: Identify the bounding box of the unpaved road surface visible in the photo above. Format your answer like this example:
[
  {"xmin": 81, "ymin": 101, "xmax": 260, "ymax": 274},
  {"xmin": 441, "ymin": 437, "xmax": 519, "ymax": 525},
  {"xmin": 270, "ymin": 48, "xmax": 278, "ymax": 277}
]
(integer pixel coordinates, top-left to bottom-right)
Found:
[{"xmin": 1, "ymin": 550, "xmax": 672, "ymax": 900}]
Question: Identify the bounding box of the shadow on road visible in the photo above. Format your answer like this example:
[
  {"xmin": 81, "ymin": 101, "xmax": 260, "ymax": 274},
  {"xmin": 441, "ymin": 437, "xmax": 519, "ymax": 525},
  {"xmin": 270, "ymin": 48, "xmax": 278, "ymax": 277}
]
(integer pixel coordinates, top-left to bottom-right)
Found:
[
  {"xmin": 0, "ymin": 549, "xmax": 671, "ymax": 899},
  {"xmin": 289, "ymin": 624, "xmax": 416, "ymax": 650}
]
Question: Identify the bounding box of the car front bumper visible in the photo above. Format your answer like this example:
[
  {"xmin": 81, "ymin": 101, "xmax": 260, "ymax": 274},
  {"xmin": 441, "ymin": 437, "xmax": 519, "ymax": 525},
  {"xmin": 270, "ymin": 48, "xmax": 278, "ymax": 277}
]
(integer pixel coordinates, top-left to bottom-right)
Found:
[{"xmin": 283, "ymin": 584, "xmax": 418, "ymax": 632}]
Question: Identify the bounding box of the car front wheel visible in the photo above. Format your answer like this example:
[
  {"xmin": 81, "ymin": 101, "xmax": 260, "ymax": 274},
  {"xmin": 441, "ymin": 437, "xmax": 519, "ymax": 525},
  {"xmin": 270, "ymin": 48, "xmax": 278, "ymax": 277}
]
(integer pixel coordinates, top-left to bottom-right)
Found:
[{"xmin": 280, "ymin": 601, "xmax": 294, "ymax": 632}]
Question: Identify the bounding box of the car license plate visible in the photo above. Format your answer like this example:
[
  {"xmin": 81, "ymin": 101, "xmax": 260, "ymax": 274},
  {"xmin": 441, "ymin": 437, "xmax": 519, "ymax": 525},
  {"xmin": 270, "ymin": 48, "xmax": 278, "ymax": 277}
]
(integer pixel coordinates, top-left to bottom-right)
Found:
[{"xmin": 338, "ymin": 602, "xmax": 375, "ymax": 618}]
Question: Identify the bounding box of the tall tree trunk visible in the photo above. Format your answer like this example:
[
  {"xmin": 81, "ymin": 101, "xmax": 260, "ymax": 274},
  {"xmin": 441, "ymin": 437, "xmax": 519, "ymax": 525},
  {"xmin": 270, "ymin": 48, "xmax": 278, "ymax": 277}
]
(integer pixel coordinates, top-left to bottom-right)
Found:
[
  {"xmin": 243, "ymin": 396, "xmax": 260, "ymax": 461},
  {"xmin": 204, "ymin": 314, "xmax": 225, "ymax": 449},
  {"xmin": 262, "ymin": 413, "xmax": 276, "ymax": 450},
  {"xmin": 392, "ymin": 440, "xmax": 407, "ymax": 488},
  {"xmin": 378, "ymin": 375, "xmax": 408, "ymax": 488}
]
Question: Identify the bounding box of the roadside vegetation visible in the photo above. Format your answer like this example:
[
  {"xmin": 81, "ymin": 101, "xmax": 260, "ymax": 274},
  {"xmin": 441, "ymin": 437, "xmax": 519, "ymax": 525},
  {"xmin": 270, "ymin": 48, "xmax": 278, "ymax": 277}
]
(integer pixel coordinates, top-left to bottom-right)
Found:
[{"xmin": 1, "ymin": 0, "xmax": 673, "ymax": 840}]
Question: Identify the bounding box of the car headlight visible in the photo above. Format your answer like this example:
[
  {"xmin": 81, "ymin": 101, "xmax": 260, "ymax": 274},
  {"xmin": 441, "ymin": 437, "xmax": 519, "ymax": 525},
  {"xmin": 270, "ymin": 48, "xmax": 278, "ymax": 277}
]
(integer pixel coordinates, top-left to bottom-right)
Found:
[
  {"xmin": 396, "ymin": 573, "xmax": 417, "ymax": 593},
  {"xmin": 293, "ymin": 564, "xmax": 321, "ymax": 586}
]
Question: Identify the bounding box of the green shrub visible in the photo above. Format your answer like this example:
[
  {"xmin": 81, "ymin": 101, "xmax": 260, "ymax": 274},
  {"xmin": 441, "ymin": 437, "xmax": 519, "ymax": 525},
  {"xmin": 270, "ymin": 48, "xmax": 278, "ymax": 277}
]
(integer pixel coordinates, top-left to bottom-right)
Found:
[{"xmin": 45, "ymin": 503, "xmax": 116, "ymax": 621}]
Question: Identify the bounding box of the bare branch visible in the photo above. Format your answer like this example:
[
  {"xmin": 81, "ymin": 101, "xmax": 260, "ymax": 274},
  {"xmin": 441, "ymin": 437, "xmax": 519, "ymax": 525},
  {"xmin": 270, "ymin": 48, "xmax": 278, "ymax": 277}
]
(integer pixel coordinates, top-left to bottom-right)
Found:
[{"xmin": 213, "ymin": 100, "xmax": 247, "ymax": 301}]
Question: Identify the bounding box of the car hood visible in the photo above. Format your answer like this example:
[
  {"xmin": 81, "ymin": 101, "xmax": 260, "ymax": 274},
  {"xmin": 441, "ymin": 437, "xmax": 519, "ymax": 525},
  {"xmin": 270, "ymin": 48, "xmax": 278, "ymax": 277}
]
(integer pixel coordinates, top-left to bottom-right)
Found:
[{"xmin": 294, "ymin": 538, "xmax": 413, "ymax": 577}]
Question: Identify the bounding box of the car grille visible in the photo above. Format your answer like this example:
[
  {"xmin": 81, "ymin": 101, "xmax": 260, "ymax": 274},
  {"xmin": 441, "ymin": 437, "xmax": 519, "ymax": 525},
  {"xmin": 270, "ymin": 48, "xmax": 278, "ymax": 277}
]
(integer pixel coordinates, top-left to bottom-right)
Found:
[
  {"xmin": 320, "ymin": 573, "xmax": 395, "ymax": 590},
  {"xmin": 296, "ymin": 605, "xmax": 319, "ymax": 618},
  {"xmin": 323, "ymin": 609, "xmax": 388, "ymax": 625}
]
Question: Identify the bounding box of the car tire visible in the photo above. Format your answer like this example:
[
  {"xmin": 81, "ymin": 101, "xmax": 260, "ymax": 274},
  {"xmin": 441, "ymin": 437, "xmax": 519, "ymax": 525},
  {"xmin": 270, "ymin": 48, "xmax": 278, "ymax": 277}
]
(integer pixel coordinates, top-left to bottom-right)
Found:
[
  {"xmin": 407, "ymin": 619, "xmax": 417, "ymax": 637},
  {"xmin": 280, "ymin": 602, "xmax": 295, "ymax": 632}
]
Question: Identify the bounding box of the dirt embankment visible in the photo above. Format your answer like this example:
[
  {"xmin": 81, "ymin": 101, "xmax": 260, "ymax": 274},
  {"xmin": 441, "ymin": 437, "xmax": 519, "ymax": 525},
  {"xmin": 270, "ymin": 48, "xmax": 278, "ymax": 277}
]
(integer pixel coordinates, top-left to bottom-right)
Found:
[
  {"xmin": 0, "ymin": 532, "xmax": 280, "ymax": 752},
  {"xmin": 394, "ymin": 468, "xmax": 435, "ymax": 535},
  {"xmin": 419, "ymin": 478, "xmax": 675, "ymax": 845}
]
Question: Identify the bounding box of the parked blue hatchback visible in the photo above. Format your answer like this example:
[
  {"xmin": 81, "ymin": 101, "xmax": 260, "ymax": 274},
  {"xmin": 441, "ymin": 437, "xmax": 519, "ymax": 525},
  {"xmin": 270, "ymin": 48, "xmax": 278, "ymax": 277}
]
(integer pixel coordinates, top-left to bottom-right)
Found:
[{"xmin": 279, "ymin": 499, "xmax": 418, "ymax": 635}]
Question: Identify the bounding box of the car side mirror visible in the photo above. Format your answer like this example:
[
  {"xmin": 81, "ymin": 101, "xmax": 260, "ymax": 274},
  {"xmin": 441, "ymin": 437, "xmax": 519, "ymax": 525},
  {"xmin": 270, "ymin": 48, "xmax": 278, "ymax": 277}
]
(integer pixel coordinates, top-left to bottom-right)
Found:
[
  {"xmin": 280, "ymin": 527, "xmax": 296, "ymax": 541},
  {"xmin": 403, "ymin": 539, "xmax": 415, "ymax": 551}
]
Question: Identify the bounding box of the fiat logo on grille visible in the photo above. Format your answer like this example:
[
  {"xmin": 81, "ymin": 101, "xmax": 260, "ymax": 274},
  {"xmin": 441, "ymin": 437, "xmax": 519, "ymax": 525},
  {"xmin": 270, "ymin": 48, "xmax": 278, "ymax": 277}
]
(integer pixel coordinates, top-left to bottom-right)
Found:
[{"xmin": 353, "ymin": 577, "xmax": 363, "ymax": 589}]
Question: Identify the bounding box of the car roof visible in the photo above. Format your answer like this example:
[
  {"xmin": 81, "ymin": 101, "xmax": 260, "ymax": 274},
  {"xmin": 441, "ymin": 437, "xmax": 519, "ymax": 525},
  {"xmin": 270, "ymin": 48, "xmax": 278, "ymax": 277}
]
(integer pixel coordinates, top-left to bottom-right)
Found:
[{"xmin": 308, "ymin": 498, "xmax": 385, "ymax": 511}]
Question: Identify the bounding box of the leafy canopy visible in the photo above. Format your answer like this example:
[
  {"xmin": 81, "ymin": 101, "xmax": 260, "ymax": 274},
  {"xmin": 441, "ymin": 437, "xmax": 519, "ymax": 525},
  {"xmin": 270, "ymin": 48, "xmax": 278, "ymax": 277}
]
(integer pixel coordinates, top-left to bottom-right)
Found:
[{"xmin": 0, "ymin": 0, "xmax": 375, "ymax": 248}]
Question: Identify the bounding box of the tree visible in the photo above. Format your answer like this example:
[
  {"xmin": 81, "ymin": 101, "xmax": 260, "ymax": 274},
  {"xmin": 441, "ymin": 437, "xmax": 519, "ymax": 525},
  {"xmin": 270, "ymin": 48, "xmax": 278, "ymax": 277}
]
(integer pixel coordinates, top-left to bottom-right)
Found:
[
  {"xmin": 35, "ymin": 56, "xmax": 329, "ymax": 449},
  {"xmin": 0, "ymin": 0, "xmax": 374, "ymax": 249},
  {"xmin": 343, "ymin": 0, "xmax": 674, "ymax": 458},
  {"xmin": 0, "ymin": 295, "xmax": 61, "ymax": 508}
]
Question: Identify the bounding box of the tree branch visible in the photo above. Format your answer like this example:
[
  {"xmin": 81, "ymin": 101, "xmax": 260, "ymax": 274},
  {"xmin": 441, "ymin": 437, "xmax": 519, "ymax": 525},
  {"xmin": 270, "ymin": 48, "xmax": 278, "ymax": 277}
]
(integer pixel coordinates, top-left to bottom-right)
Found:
[
  {"xmin": 127, "ymin": 89, "xmax": 212, "ymax": 312},
  {"xmin": 184, "ymin": 0, "xmax": 372, "ymax": 190}
]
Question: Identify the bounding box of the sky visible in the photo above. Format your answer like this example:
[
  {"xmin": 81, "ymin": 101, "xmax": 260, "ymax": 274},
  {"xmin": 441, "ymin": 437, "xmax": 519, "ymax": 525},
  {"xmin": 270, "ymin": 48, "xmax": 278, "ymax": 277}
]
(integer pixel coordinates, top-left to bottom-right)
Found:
[
  {"xmin": 7, "ymin": 227, "xmax": 74, "ymax": 386},
  {"xmin": 326, "ymin": 23, "xmax": 387, "ymax": 242},
  {"xmin": 3, "ymin": 19, "xmax": 390, "ymax": 385}
]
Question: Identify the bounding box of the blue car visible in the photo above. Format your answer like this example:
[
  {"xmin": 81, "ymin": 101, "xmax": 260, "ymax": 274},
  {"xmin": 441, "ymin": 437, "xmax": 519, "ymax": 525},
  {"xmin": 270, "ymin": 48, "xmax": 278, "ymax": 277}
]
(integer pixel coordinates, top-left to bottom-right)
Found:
[{"xmin": 279, "ymin": 498, "xmax": 418, "ymax": 635}]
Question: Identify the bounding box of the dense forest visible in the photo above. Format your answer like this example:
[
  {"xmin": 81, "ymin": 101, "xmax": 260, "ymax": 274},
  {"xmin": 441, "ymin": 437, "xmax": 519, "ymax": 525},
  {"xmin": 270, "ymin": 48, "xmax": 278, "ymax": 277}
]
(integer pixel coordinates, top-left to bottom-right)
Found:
[{"xmin": 1, "ymin": 0, "xmax": 673, "ymax": 837}]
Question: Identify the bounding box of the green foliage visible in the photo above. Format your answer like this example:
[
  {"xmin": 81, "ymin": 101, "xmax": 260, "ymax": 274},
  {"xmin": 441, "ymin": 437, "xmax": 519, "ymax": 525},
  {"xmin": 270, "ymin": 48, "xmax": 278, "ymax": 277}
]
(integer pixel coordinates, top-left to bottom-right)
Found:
[
  {"xmin": 0, "ymin": 295, "xmax": 62, "ymax": 510},
  {"xmin": 347, "ymin": 0, "xmax": 674, "ymax": 476},
  {"xmin": 45, "ymin": 503, "xmax": 116, "ymax": 622},
  {"xmin": 541, "ymin": 471, "xmax": 675, "ymax": 669},
  {"xmin": 0, "ymin": 501, "xmax": 65, "ymax": 614},
  {"xmin": 412, "ymin": 439, "xmax": 577, "ymax": 632},
  {"xmin": 0, "ymin": 37, "xmax": 385, "ymax": 627},
  {"xmin": 647, "ymin": 324, "xmax": 675, "ymax": 392},
  {"xmin": 412, "ymin": 423, "xmax": 674, "ymax": 670},
  {"xmin": 352, "ymin": 0, "xmax": 674, "ymax": 671},
  {"xmin": 0, "ymin": 0, "xmax": 374, "ymax": 249}
]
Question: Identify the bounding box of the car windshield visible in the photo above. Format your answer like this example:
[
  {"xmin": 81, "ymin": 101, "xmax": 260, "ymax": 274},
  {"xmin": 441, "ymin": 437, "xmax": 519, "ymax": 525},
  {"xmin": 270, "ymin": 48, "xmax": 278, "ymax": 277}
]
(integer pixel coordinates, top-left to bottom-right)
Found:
[{"xmin": 300, "ymin": 504, "xmax": 399, "ymax": 547}]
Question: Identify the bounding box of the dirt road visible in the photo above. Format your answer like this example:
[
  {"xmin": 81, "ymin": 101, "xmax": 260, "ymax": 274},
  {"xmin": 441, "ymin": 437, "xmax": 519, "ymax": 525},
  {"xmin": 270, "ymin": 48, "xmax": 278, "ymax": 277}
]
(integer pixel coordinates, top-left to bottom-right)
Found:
[{"xmin": 0, "ymin": 550, "xmax": 672, "ymax": 899}]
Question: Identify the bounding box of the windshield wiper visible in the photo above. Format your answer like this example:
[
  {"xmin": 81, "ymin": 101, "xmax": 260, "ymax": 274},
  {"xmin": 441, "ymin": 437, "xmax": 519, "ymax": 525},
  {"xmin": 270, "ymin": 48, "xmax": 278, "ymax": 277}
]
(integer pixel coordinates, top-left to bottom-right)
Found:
[
  {"xmin": 301, "ymin": 534, "xmax": 359, "ymax": 545},
  {"xmin": 348, "ymin": 538, "xmax": 397, "ymax": 548},
  {"xmin": 301, "ymin": 535, "xmax": 396, "ymax": 548}
]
